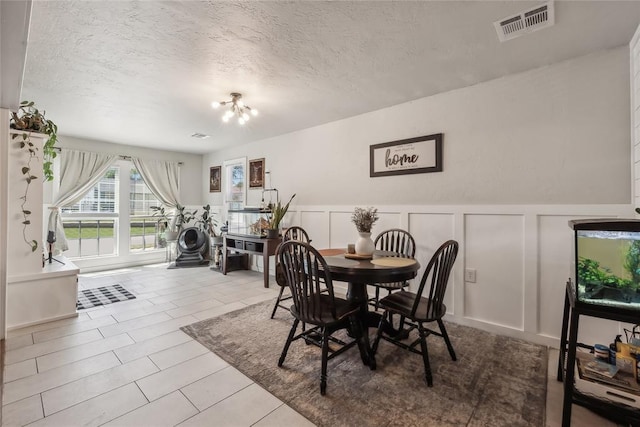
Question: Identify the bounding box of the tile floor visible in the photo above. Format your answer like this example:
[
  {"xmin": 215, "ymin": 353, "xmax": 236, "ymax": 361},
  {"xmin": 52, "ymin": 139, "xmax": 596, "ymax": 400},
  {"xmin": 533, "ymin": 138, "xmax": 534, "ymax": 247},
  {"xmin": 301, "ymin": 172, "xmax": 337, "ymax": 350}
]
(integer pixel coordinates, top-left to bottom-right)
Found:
[{"xmin": 0, "ymin": 263, "xmax": 620, "ymax": 426}]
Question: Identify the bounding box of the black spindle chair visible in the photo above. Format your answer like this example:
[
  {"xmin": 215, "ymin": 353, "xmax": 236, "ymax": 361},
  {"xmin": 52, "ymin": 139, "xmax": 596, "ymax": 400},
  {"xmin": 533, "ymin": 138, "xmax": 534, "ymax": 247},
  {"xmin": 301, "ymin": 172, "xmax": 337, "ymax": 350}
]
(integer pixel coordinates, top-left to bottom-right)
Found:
[
  {"xmin": 372, "ymin": 240, "xmax": 459, "ymax": 387},
  {"xmin": 277, "ymin": 240, "xmax": 374, "ymax": 395},
  {"xmin": 271, "ymin": 226, "xmax": 311, "ymax": 319},
  {"xmin": 369, "ymin": 228, "xmax": 416, "ymax": 309}
]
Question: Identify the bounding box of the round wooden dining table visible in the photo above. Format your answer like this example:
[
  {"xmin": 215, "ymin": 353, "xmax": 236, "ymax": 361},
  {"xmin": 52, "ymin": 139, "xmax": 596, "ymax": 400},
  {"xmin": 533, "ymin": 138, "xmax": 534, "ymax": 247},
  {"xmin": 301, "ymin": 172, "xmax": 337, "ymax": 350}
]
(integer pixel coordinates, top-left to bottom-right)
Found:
[{"xmin": 318, "ymin": 248, "xmax": 420, "ymax": 307}]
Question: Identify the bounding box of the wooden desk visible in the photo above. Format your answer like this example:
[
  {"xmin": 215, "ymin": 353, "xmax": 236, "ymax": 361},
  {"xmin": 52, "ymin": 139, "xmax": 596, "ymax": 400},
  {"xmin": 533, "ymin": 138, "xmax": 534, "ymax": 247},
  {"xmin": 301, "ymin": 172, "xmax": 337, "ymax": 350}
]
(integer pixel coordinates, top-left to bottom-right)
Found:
[{"xmin": 222, "ymin": 233, "xmax": 282, "ymax": 288}]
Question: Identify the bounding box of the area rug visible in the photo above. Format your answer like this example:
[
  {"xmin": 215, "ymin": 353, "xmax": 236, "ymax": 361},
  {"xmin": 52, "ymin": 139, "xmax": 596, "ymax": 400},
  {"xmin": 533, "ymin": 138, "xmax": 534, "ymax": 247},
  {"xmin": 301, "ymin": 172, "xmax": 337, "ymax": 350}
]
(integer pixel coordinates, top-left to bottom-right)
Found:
[
  {"xmin": 76, "ymin": 284, "xmax": 136, "ymax": 310},
  {"xmin": 181, "ymin": 301, "xmax": 548, "ymax": 427}
]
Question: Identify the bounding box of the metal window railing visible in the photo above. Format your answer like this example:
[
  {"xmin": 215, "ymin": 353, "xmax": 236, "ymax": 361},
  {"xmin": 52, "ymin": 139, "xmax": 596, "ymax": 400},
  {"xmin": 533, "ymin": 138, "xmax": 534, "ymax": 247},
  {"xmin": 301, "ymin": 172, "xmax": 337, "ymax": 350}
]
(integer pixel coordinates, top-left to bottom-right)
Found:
[
  {"xmin": 130, "ymin": 216, "xmax": 165, "ymax": 252},
  {"xmin": 62, "ymin": 218, "xmax": 116, "ymax": 258},
  {"xmin": 61, "ymin": 216, "xmax": 165, "ymax": 259}
]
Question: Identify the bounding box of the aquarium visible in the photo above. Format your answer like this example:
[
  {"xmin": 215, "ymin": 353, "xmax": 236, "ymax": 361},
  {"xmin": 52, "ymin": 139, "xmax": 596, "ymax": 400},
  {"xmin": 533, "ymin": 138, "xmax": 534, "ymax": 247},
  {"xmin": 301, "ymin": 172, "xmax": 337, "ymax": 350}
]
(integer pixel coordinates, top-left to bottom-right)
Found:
[
  {"xmin": 570, "ymin": 219, "xmax": 640, "ymax": 313},
  {"xmin": 227, "ymin": 207, "xmax": 271, "ymax": 237}
]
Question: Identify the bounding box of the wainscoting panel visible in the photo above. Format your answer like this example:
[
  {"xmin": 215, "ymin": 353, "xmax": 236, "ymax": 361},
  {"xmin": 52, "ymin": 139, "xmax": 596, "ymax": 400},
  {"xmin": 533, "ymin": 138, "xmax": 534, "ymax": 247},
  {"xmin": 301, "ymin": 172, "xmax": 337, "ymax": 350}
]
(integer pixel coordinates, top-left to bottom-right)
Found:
[
  {"xmin": 299, "ymin": 210, "xmax": 330, "ymax": 249},
  {"xmin": 408, "ymin": 213, "xmax": 456, "ymax": 314},
  {"xmin": 464, "ymin": 214, "xmax": 525, "ymax": 330},
  {"xmin": 538, "ymin": 215, "xmax": 580, "ymax": 339}
]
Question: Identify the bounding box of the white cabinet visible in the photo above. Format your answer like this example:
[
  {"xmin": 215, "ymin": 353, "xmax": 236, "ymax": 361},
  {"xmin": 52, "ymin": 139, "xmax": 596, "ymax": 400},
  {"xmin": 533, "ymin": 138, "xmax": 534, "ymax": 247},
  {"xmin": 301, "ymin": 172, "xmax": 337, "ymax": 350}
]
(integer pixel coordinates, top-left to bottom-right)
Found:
[{"xmin": 7, "ymin": 256, "xmax": 79, "ymax": 329}]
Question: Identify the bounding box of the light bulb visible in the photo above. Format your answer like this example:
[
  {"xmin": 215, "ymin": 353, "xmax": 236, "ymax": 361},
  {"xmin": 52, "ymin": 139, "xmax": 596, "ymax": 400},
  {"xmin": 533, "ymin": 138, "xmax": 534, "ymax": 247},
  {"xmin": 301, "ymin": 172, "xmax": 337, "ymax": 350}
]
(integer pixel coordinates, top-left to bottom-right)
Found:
[
  {"xmin": 242, "ymin": 112, "xmax": 249, "ymax": 121},
  {"xmin": 222, "ymin": 115, "xmax": 230, "ymax": 123},
  {"xmin": 237, "ymin": 100, "xmax": 244, "ymax": 108},
  {"xmin": 251, "ymin": 109, "xmax": 258, "ymax": 116},
  {"xmin": 239, "ymin": 117, "xmax": 246, "ymax": 125},
  {"xmin": 211, "ymin": 101, "xmax": 220, "ymax": 109},
  {"xmin": 224, "ymin": 110, "xmax": 233, "ymax": 119}
]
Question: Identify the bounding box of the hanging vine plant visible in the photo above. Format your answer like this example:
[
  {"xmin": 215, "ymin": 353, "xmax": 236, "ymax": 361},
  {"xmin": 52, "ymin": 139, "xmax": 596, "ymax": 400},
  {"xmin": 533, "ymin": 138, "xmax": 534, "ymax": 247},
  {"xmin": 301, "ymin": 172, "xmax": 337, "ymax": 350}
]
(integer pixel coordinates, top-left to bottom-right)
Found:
[
  {"xmin": 9, "ymin": 101, "xmax": 59, "ymax": 252},
  {"xmin": 10, "ymin": 101, "xmax": 58, "ymax": 181}
]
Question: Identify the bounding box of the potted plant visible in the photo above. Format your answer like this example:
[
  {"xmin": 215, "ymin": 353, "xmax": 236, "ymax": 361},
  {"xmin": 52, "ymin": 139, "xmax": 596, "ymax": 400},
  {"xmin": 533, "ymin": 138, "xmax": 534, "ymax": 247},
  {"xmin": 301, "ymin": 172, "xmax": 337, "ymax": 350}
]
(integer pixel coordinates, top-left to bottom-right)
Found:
[
  {"xmin": 150, "ymin": 204, "xmax": 196, "ymax": 241},
  {"xmin": 173, "ymin": 204, "xmax": 197, "ymax": 235},
  {"xmin": 10, "ymin": 101, "xmax": 58, "ymax": 181},
  {"xmin": 150, "ymin": 205, "xmax": 171, "ymax": 246},
  {"xmin": 9, "ymin": 101, "xmax": 59, "ymax": 252},
  {"xmin": 267, "ymin": 193, "xmax": 296, "ymax": 238},
  {"xmin": 196, "ymin": 204, "xmax": 221, "ymax": 245},
  {"xmin": 351, "ymin": 207, "xmax": 379, "ymax": 256}
]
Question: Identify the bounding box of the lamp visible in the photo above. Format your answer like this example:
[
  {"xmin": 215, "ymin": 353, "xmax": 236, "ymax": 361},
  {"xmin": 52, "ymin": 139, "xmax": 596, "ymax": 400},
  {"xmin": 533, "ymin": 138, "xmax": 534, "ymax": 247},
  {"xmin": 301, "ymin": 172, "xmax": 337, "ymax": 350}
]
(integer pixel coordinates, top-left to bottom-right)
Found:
[{"xmin": 211, "ymin": 92, "xmax": 258, "ymax": 125}]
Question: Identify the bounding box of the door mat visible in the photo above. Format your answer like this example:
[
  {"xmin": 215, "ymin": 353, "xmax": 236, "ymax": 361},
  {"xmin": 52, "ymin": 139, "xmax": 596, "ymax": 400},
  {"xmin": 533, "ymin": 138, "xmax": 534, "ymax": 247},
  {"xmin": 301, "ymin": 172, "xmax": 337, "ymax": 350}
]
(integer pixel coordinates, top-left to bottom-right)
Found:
[{"xmin": 76, "ymin": 284, "xmax": 136, "ymax": 310}]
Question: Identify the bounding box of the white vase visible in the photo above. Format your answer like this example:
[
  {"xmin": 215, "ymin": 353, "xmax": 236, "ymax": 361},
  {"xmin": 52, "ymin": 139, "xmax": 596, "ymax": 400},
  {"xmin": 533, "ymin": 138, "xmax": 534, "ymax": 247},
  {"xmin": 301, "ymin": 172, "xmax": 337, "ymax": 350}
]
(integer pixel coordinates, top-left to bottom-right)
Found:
[{"xmin": 355, "ymin": 232, "xmax": 375, "ymax": 256}]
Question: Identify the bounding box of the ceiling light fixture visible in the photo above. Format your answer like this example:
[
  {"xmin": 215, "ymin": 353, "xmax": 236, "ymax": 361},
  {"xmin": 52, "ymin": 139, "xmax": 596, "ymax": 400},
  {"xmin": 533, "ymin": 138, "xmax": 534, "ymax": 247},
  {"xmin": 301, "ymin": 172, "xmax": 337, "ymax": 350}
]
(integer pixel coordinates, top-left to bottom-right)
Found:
[{"xmin": 211, "ymin": 92, "xmax": 258, "ymax": 125}]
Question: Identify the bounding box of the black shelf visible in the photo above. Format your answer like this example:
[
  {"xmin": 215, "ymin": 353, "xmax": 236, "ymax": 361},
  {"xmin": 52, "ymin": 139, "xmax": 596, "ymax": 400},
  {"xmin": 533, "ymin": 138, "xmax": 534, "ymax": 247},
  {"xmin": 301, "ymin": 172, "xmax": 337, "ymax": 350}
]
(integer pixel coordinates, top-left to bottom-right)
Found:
[{"xmin": 558, "ymin": 281, "xmax": 640, "ymax": 426}]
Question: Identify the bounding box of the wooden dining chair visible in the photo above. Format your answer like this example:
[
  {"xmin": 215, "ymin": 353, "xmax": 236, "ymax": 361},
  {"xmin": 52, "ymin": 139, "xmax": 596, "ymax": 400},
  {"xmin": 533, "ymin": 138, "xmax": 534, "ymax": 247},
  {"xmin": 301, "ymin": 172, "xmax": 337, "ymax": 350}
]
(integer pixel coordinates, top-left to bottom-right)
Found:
[
  {"xmin": 369, "ymin": 228, "xmax": 416, "ymax": 309},
  {"xmin": 270, "ymin": 226, "xmax": 311, "ymax": 319},
  {"xmin": 372, "ymin": 239, "xmax": 458, "ymax": 387},
  {"xmin": 277, "ymin": 240, "xmax": 374, "ymax": 395}
]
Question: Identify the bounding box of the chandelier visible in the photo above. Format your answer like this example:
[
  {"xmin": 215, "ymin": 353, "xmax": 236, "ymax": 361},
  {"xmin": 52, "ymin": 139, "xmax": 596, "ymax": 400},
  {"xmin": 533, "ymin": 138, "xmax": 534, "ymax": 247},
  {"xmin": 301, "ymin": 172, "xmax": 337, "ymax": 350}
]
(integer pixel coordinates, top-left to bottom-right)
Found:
[{"xmin": 211, "ymin": 92, "xmax": 258, "ymax": 125}]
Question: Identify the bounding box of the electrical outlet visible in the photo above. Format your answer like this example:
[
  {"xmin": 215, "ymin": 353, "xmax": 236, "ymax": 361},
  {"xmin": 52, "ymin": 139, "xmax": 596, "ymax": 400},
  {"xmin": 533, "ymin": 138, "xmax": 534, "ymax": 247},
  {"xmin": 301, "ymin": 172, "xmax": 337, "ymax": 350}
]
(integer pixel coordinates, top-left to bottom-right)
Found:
[{"xmin": 465, "ymin": 268, "xmax": 477, "ymax": 283}]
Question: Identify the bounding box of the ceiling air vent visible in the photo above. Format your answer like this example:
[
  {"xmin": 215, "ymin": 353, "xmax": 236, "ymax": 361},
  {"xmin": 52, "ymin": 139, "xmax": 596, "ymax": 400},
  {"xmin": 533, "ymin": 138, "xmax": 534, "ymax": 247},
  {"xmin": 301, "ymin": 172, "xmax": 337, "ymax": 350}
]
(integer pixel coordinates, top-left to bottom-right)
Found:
[
  {"xmin": 494, "ymin": 2, "xmax": 554, "ymax": 42},
  {"xmin": 191, "ymin": 133, "xmax": 210, "ymax": 139}
]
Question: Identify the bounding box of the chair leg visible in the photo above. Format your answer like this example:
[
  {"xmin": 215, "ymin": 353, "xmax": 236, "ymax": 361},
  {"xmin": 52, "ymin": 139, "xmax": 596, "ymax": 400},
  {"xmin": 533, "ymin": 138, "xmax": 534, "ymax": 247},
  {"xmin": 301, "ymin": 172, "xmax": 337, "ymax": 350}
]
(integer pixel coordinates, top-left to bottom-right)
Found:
[
  {"xmin": 320, "ymin": 327, "xmax": 329, "ymax": 395},
  {"xmin": 374, "ymin": 287, "xmax": 381, "ymax": 310},
  {"xmin": 418, "ymin": 324, "xmax": 433, "ymax": 387},
  {"xmin": 437, "ymin": 318, "xmax": 456, "ymax": 361},
  {"xmin": 278, "ymin": 319, "xmax": 299, "ymax": 367},
  {"xmin": 270, "ymin": 286, "xmax": 287, "ymax": 319}
]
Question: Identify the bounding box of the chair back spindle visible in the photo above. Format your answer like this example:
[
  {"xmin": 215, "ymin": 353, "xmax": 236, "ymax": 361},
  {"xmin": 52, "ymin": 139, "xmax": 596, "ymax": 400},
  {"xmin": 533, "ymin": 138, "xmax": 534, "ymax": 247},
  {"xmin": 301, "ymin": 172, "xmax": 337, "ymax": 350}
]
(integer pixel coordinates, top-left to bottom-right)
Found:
[
  {"xmin": 283, "ymin": 226, "xmax": 311, "ymax": 244},
  {"xmin": 278, "ymin": 240, "xmax": 337, "ymax": 324},
  {"xmin": 374, "ymin": 228, "xmax": 416, "ymax": 258}
]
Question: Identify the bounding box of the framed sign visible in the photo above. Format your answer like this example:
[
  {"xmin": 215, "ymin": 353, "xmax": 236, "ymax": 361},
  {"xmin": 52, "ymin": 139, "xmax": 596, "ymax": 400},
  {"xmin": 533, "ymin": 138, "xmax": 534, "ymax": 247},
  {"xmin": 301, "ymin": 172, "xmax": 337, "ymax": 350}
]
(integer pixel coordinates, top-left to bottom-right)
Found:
[
  {"xmin": 370, "ymin": 133, "xmax": 443, "ymax": 177},
  {"xmin": 209, "ymin": 166, "xmax": 221, "ymax": 192},
  {"xmin": 249, "ymin": 158, "xmax": 265, "ymax": 189}
]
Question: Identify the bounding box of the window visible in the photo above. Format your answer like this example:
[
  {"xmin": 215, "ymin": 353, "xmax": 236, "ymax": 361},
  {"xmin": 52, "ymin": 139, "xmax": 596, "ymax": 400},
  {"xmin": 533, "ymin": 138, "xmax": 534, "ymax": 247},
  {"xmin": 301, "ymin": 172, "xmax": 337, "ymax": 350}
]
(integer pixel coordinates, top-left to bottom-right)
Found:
[
  {"xmin": 60, "ymin": 163, "xmax": 168, "ymax": 259},
  {"xmin": 224, "ymin": 157, "xmax": 246, "ymax": 210},
  {"xmin": 62, "ymin": 168, "xmax": 118, "ymax": 214},
  {"xmin": 61, "ymin": 167, "xmax": 119, "ymax": 258},
  {"xmin": 129, "ymin": 167, "xmax": 163, "ymax": 251}
]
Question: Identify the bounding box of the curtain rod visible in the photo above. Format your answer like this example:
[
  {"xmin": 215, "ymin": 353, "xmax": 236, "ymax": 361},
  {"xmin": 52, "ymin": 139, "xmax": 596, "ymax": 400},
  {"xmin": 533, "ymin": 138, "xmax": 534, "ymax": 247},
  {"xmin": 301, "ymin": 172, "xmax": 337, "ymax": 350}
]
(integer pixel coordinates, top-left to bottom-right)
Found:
[{"xmin": 52, "ymin": 147, "xmax": 183, "ymax": 165}]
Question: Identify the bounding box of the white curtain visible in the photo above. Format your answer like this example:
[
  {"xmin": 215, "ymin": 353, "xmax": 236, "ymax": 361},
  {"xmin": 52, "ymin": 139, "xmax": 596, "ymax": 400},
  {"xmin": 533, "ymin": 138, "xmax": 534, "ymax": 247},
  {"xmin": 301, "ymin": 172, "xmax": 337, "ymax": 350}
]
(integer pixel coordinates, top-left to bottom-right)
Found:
[
  {"xmin": 131, "ymin": 158, "xmax": 181, "ymax": 229},
  {"xmin": 130, "ymin": 158, "xmax": 180, "ymax": 208},
  {"xmin": 47, "ymin": 150, "xmax": 117, "ymax": 253}
]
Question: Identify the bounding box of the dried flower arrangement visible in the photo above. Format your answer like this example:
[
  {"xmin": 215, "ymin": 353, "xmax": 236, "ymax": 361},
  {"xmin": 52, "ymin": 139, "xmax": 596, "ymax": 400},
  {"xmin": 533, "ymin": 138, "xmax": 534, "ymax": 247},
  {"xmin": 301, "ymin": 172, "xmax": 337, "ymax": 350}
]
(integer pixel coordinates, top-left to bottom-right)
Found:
[{"xmin": 351, "ymin": 207, "xmax": 379, "ymax": 233}]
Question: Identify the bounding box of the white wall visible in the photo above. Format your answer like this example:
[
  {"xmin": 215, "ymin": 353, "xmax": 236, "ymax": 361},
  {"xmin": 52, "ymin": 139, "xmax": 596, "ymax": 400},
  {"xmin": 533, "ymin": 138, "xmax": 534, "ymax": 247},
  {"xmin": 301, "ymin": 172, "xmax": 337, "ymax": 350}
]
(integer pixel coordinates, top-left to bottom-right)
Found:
[
  {"xmin": 203, "ymin": 47, "xmax": 634, "ymax": 347},
  {"xmin": 205, "ymin": 47, "xmax": 630, "ymax": 207}
]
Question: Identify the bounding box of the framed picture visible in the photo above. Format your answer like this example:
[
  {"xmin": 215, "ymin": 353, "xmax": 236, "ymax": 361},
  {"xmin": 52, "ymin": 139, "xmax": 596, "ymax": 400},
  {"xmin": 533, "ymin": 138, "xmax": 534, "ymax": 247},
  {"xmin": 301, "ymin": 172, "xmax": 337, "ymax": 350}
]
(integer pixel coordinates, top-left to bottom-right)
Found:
[
  {"xmin": 249, "ymin": 158, "xmax": 265, "ymax": 189},
  {"xmin": 370, "ymin": 133, "xmax": 443, "ymax": 177},
  {"xmin": 209, "ymin": 166, "xmax": 221, "ymax": 192}
]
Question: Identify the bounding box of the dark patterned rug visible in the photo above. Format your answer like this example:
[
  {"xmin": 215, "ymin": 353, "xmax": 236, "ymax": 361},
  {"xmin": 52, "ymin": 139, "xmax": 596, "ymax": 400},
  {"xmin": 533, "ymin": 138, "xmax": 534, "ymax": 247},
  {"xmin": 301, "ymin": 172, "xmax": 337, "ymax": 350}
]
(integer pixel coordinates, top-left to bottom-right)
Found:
[
  {"xmin": 76, "ymin": 284, "xmax": 136, "ymax": 310},
  {"xmin": 181, "ymin": 301, "xmax": 547, "ymax": 427}
]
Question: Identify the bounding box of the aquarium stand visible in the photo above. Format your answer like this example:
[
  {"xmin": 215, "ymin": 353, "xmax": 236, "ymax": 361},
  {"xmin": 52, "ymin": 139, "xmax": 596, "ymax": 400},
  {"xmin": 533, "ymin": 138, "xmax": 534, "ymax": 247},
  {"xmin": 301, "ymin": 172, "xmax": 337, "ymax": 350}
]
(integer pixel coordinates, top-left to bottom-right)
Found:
[
  {"xmin": 558, "ymin": 280, "xmax": 640, "ymax": 427},
  {"xmin": 222, "ymin": 233, "xmax": 282, "ymax": 288}
]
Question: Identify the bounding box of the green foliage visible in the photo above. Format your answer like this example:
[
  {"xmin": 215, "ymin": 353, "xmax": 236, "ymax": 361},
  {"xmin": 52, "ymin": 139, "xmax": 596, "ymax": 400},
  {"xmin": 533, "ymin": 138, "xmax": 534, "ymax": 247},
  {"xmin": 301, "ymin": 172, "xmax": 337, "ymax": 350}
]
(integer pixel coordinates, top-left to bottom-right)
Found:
[
  {"xmin": 175, "ymin": 204, "xmax": 197, "ymax": 230},
  {"xmin": 150, "ymin": 205, "xmax": 170, "ymax": 230},
  {"xmin": 150, "ymin": 204, "xmax": 197, "ymax": 232},
  {"xmin": 196, "ymin": 204, "xmax": 218, "ymax": 236},
  {"xmin": 624, "ymin": 241, "xmax": 640, "ymax": 284},
  {"xmin": 268, "ymin": 194, "xmax": 296, "ymax": 229},
  {"xmin": 10, "ymin": 101, "xmax": 58, "ymax": 181},
  {"xmin": 578, "ymin": 257, "xmax": 637, "ymax": 290}
]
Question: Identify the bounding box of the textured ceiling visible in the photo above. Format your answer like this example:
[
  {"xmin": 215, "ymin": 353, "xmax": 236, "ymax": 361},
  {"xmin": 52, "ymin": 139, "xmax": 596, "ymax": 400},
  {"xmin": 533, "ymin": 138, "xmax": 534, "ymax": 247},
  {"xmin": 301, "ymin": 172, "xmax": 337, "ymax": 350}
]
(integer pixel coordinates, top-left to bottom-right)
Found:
[{"xmin": 19, "ymin": 1, "xmax": 640, "ymax": 154}]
